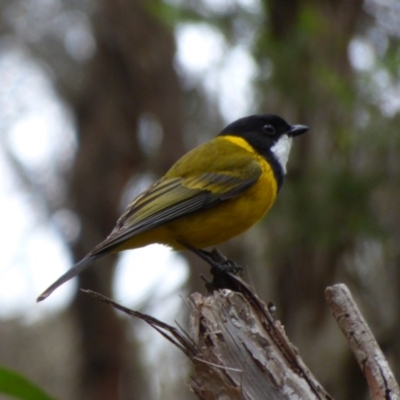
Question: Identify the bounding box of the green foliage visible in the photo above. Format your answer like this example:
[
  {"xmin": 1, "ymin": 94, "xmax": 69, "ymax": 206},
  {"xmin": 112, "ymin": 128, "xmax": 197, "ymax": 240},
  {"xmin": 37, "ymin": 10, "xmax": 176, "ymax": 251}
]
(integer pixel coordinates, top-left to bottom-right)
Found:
[
  {"xmin": 145, "ymin": 0, "xmax": 204, "ymax": 27},
  {"xmin": 146, "ymin": 0, "xmax": 258, "ymax": 41},
  {"xmin": 0, "ymin": 366, "xmax": 56, "ymax": 400}
]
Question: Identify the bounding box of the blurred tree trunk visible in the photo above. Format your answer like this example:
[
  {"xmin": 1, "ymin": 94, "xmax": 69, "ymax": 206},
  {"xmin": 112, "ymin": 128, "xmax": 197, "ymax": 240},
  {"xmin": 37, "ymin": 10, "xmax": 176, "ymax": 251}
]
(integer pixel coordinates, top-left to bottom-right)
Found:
[{"xmin": 67, "ymin": 0, "xmax": 184, "ymax": 398}]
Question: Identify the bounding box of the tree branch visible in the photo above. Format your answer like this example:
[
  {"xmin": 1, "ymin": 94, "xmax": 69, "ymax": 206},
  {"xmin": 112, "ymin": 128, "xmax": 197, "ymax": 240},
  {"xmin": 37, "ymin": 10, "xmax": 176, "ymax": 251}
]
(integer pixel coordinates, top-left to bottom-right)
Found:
[
  {"xmin": 325, "ymin": 283, "xmax": 400, "ymax": 400},
  {"xmin": 83, "ymin": 271, "xmax": 333, "ymax": 399},
  {"xmin": 83, "ymin": 276, "xmax": 400, "ymax": 399}
]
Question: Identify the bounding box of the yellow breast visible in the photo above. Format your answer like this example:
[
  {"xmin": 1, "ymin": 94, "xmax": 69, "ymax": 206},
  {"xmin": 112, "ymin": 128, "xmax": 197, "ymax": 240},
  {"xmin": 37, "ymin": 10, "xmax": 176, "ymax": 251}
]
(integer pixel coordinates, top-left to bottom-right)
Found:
[
  {"xmin": 165, "ymin": 136, "xmax": 278, "ymax": 249},
  {"xmin": 117, "ymin": 136, "xmax": 278, "ymax": 251}
]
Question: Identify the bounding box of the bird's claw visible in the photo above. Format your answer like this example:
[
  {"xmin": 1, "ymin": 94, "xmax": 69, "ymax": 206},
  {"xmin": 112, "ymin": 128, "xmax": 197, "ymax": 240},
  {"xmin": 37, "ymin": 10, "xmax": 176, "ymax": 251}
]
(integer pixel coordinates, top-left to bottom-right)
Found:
[{"xmin": 207, "ymin": 248, "xmax": 244, "ymax": 276}]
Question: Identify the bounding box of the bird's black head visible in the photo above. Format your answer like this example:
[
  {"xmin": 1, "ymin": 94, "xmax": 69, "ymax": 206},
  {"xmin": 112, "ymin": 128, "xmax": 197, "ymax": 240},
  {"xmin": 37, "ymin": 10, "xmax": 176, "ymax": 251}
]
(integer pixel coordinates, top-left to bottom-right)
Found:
[
  {"xmin": 219, "ymin": 114, "xmax": 307, "ymax": 148},
  {"xmin": 219, "ymin": 114, "xmax": 308, "ymax": 188}
]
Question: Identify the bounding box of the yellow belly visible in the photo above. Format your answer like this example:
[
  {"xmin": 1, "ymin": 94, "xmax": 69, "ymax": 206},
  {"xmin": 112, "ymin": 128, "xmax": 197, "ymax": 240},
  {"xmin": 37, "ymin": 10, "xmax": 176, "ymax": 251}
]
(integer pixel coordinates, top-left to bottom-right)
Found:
[
  {"xmin": 167, "ymin": 171, "xmax": 276, "ymax": 248},
  {"xmin": 117, "ymin": 157, "xmax": 277, "ymax": 251}
]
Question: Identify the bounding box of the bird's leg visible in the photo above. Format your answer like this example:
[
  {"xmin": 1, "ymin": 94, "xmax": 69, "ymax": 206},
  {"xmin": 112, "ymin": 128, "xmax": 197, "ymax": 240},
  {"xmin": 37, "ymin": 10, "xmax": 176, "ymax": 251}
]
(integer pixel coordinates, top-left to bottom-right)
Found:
[
  {"xmin": 207, "ymin": 248, "xmax": 244, "ymax": 276},
  {"xmin": 180, "ymin": 241, "xmax": 243, "ymax": 277}
]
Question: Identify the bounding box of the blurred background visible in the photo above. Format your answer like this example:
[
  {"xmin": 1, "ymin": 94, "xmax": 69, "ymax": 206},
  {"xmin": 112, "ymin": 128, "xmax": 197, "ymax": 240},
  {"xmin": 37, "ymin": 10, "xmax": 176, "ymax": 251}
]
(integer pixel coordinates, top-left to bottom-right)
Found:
[{"xmin": 0, "ymin": 0, "xmax": 400, "ymax": 399}]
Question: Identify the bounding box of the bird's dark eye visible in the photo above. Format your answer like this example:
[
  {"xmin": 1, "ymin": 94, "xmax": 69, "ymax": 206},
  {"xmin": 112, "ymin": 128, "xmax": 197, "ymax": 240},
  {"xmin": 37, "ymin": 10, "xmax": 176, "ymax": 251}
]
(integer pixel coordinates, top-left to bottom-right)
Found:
[{"xmin": 262, "ymin": 124, "xmax": 275, "ymax": 135}]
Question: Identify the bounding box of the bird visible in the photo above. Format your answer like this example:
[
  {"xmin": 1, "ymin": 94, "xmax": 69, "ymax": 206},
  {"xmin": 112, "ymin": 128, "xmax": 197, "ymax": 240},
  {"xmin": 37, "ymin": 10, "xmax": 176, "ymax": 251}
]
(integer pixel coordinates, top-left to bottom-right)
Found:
[{"xmin": 37, "ymin": 114, "xmax": 308, "ymax": 302}]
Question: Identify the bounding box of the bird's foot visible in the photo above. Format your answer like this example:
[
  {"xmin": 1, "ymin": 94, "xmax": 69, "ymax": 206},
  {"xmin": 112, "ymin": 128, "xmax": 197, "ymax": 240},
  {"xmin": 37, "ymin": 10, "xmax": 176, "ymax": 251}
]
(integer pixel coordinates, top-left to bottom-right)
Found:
[
  {"xmin": 198, "ymin": 248, "xmax": 244, "ymax": 277},
  {"xmin": 180, "ymin": 241, "xmax": 243, "ymax": 285}
]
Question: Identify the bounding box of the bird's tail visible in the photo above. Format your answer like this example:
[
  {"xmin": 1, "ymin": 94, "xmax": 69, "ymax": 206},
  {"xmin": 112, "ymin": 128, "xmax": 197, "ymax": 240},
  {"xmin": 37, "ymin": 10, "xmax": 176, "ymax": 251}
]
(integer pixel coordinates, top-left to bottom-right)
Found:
[{"xmin": 36, "ymin": 253, "xmax": 106, "ymax": 302}]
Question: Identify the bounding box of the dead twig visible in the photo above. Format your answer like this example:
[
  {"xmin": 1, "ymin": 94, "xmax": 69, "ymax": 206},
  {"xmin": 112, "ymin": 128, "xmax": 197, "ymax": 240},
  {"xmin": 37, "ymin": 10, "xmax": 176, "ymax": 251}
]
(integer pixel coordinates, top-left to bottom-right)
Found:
[{"xmin": 325, "ymin": 283, "xmax": 400, "ymax": 400}]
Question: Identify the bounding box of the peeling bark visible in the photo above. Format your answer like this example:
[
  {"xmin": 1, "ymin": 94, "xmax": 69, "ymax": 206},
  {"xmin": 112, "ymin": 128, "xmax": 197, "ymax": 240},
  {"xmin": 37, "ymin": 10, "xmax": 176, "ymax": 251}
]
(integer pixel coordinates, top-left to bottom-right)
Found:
[
  {"xmin": 82, "ymin": 276, "xmax": 400, "ymax": 400},
  {"xmin": 82, "ymin": 271, "xmax": 333, "ymax": 399},
  {"xmin": 188, "ymin": 289, "xmax": 331, "ymax": 400}
]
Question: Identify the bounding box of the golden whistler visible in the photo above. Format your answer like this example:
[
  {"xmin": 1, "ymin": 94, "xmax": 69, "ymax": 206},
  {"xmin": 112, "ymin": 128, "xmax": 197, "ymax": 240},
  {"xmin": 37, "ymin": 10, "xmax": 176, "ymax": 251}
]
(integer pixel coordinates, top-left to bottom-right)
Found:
[{"xmin": 37, "ymin": 114, "xmax": 308, "ymax": 302}]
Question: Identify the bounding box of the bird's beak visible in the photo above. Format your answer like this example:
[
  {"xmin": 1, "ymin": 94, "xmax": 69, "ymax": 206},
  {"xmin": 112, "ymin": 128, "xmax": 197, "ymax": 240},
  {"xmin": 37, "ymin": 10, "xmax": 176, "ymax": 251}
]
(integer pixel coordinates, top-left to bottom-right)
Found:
[{"xmin": 288, "ymin": 124, "xmax": 308, "ymax": 137}]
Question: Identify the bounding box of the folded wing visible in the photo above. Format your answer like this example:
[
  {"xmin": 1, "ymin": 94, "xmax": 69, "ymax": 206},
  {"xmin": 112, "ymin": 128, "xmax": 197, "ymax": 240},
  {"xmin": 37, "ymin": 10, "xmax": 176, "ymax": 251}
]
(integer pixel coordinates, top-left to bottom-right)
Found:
[{"xmin": 91, "ymin": 160, "xmax": 262, "ymax": 255}]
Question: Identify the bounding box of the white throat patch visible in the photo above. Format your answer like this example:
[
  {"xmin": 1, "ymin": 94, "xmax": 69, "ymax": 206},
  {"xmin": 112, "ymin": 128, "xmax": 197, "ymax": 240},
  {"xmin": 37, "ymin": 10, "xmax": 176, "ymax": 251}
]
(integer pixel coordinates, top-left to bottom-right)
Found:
[{"xmin": 270, "ymin": 134, "xmax": 293, "ymax": 174}]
